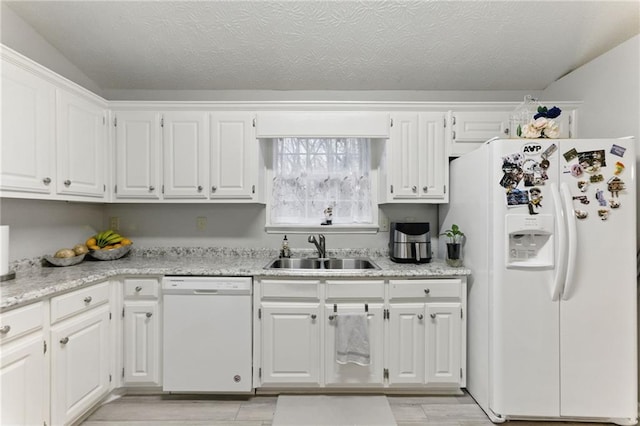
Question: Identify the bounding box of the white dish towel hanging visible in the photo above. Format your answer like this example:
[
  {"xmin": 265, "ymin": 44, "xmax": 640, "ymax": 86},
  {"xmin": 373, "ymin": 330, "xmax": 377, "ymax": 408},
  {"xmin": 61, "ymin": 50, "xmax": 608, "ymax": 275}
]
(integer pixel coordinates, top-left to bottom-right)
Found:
[{"xmin": 335, "ymin": 313, "xmax": 370, "ymax": 366}]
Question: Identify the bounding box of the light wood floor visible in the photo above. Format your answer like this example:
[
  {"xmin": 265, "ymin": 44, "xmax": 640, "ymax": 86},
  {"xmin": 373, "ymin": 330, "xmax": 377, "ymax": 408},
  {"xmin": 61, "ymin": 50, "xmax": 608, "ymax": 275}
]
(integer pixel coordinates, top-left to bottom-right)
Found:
[{"xmin": 80, "ymin": 393, "xmax": 614, "ymax": 426}]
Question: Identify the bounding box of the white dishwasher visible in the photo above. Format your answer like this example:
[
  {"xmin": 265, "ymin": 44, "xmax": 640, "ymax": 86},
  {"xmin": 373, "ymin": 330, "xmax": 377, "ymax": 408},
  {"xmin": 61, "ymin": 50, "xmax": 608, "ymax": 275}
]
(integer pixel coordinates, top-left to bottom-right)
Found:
[{"xmin": 162, "ymin": 276, "xmax": 252, "ymax": 393}]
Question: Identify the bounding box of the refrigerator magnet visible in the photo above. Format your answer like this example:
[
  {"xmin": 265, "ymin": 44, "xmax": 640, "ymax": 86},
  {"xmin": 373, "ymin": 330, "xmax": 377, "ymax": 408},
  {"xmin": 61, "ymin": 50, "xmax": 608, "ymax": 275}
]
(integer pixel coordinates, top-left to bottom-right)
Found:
[
  {"xmin": 614, "ymin": 162, "xmax": 625, "ymax": 175},
  {"xmin": 527, "ymin": 188, "xmax": 543, "ymax": 215},
  {"xmin": 575, "ymin": 210, "xmax": 588, "ymax": 220},
  {"xmin": 541, "ymin": 143, "xmax": 558, "ymax": 160},
  {"xmin": 570, "ymin": 164, "xmax": 584, "ymax": 177},
  {"xmin": 573, "ymin": 195, "xmax": 590, "ymax": 205},
  {"xmin": 595, "ymin": 189, "xmax": 607, "ymax": 206},
  {"xmin": 589, "ymin": 174, "xmax": 604, "ymax": 183},
  {"xmin": 607, "ymin": 177, "xmax": 625, "ymax": 197},
  {"xmin": 563, "ymin": 148, "xmax": 578, "ymax": 162},
  {"xmin": 506, "ymin": 188, "xmax": 529, "ymax": 206},
  {"xmin": 597, "ymin": 209, "xmax": 610, "ymax": 221},
  {"xmin": 610, "ymin": 144, "xmax": 626, "ymax": 157},
  {"xmin": 609, "ymin": 199, "xmax": 621, "ymax": 209},
  {"xmin": 577, "ymin": 181, "xmax": 589, "ymax": 192}
]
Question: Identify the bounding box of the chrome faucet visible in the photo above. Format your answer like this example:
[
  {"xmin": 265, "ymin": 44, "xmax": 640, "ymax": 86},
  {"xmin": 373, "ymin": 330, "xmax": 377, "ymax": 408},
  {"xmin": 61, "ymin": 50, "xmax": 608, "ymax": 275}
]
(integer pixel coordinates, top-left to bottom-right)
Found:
[{"xmin": 308, "ymin": 234, "xmax": 326, "ymax": 258}]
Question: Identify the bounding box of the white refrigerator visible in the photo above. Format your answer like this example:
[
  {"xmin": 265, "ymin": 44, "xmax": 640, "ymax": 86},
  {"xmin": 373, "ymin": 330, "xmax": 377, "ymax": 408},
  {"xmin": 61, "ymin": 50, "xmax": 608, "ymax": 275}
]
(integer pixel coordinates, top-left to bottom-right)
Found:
[{"xmin": 439, "ymin": 138, "xmax": 637, "ymax": 425}]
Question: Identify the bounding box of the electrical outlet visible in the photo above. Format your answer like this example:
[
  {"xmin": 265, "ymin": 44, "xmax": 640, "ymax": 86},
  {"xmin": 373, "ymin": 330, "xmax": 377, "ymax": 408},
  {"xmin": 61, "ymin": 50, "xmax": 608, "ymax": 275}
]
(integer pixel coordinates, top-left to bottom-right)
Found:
[
  {"xmin": 109, "ymin": 216, "xmax": 120, "ymax": 231},
  {"xmin": 196, "ymin": 216, "xmax": 207, "ymax": 231}
]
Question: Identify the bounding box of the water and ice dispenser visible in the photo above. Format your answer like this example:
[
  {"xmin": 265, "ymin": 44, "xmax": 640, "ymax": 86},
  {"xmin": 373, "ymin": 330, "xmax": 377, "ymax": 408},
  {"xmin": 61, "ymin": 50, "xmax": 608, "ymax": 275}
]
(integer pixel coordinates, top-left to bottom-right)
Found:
[{"xmin": 505, "ymin": 214, "xmax": 554, "ymax": 268}]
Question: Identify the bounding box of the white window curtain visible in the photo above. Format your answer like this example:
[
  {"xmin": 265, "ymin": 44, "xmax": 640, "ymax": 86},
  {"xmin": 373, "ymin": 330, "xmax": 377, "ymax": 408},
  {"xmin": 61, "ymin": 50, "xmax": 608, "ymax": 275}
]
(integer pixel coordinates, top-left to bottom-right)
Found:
[{"xmin": 271, "ymin": 138, "xmax": 373, "ymax": 225}]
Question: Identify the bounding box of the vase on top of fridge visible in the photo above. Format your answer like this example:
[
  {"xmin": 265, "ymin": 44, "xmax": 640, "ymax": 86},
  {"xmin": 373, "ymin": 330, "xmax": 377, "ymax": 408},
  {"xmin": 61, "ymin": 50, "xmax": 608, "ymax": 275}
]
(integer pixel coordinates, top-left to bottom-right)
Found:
[{"xmin": 439, "ymin": 137, "xmax": 637, "ymax": 425}]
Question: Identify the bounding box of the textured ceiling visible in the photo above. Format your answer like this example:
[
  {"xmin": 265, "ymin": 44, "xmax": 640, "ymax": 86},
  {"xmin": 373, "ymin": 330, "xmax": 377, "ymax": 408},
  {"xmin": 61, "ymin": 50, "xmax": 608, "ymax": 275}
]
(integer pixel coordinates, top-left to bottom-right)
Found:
[{"xmin": 4, "ymin": 1, "xmax": 640, "ymax": 91}]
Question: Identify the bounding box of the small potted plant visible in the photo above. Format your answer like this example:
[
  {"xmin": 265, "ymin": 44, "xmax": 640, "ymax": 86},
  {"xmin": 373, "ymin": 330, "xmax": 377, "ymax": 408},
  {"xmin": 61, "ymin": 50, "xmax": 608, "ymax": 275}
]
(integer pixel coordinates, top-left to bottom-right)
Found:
[{"xmin": 440, "ymin": 224, "xmax": 464, "ymax": 267}]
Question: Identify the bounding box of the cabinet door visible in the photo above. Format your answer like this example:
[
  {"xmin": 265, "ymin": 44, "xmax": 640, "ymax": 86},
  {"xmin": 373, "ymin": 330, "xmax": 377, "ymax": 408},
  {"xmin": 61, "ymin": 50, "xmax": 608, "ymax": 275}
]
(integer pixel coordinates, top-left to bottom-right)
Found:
[
  {"xmin": 450, "ymin": 111, "xmax": 510, "ymax": 156},
  {"xmin": 418, "ymin": 112, "xmax": 446, "ymax": 200},
  {"xmin": 425, "ymin": 303, "xmax": 462, "ymax": 386},
  {"xmin": 388, "ymin": 304, "xmax": 425, "ymax": 385},
  {"xmin": 388, "ymin": 112, "xmax": 420, "ymax": 199},
  {"xmin": 210, "ymin": 112, "xmax": 257, "ymax": 199},
  {"xmin": 56, "ymin": 90, "xmax": 106, "ymax": 198},
  {"xmin": 324, "ymin": 304, "xmax": 384, "ymax": 386},
  {"xmin": 1, "ymin": 60, "xmax": 55, "ymax": 194},
  {"xmin": 51, "ymin": 305, "xmax": 110, "ymax": 426},
  {"xmin": 261, "ymin": 303, "xmax": 320, "ymax": 386},
  {"xmin": 114, "ymin": 111, "xmax": 161, "ymax": 199},
  {"xmin": 0, "ymin": 333, "xmax": 47, "ymax": 426},
  {"xmin": 123, "ymin": 301, "xmax": 161, "ymax": 386},
  {"xmin": 162, "ymin": 111, "xmax": 208, "ymax": 199}
]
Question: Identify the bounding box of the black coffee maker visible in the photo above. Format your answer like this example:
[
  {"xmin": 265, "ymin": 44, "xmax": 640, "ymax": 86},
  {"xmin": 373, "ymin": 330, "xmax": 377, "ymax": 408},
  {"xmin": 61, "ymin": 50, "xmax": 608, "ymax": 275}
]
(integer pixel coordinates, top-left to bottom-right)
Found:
[{"xmin": 389, "ymin": 222, "xmax": 431, "ymax": 263}]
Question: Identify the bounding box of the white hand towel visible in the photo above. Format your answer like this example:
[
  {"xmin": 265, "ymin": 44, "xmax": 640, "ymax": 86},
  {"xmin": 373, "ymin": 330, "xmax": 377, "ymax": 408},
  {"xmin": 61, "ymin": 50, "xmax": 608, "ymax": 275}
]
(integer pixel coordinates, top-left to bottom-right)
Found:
[{"xmin": 335, "ymin": 314, "xmax": 370, "ymax": 366}]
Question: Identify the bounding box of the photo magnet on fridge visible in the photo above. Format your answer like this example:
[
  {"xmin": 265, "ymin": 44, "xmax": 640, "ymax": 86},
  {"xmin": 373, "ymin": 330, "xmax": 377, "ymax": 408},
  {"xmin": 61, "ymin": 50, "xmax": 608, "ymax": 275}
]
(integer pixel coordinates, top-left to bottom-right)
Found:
[
  {"xmin": 506, "ymin": 188, "xmax": 529, "ymax": 206},
  {"xmin": 610, "ymin": 144, "xmax": 626, "ymax": 157},
  {"xmin": 563, "ymin": 148, "xmax": 578, "ymax": 162}
]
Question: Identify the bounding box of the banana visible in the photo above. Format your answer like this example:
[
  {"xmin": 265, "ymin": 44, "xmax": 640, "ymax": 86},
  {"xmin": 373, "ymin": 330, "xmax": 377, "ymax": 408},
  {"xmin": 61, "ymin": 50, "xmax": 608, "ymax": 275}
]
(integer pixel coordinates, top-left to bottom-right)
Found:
[{"xmin": 104, "ymin": 235, "xmax": 123, "ymax": 245}]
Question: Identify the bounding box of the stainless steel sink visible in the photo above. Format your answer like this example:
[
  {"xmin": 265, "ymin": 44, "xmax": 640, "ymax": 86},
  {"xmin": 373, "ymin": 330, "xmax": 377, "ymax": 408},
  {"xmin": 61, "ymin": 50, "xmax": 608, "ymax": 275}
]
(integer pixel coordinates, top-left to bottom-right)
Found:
[{"xmin": 264, "ymin": 257, "xmax": 380, "ymax": 270}]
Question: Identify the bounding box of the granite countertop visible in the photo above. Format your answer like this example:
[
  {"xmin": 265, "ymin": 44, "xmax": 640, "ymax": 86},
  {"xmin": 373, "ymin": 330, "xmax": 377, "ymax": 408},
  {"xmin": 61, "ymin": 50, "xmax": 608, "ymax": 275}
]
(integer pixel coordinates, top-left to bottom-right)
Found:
[{"xmin": 1, "ymin": 248, "xmax": 470, "ymax": 311}]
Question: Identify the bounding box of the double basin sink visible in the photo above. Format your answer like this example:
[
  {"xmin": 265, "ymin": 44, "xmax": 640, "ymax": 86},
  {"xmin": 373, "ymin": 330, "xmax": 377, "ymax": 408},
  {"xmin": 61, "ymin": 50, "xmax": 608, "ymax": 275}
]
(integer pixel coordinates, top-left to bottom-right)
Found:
[{"xmin": 265, "ymin": 257, "xmax": 380, "ymax": 270}]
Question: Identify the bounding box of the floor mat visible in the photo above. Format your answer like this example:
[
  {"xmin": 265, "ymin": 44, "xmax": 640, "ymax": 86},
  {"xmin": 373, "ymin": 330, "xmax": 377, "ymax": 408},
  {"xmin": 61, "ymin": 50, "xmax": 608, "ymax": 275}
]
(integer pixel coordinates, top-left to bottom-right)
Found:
[{"xmin": 272, "ymin": 395, "xmax": 397, "ymax": 426}]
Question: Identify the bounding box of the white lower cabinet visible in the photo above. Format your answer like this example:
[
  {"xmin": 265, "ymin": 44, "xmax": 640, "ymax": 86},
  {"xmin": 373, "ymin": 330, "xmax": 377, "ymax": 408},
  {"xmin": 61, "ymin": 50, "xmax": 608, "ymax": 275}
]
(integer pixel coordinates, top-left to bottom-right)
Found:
[
  {"xmin": 122, "ymin": 277, "xmax": 162, "ymax": 387},
  {"xmin": 256, "ymin": 277, "xmax": 466, "ymax": 390},
  {"xmin": 0, "ymin": 302, "xmax": 48, "ymax": 426},
  {"xmin": 260, "ymin": 303, "xmax": 321, "ymax": 386},
  {"xmin": 50, "ymin": 282, "xmax": 112, "ymax": 426}
]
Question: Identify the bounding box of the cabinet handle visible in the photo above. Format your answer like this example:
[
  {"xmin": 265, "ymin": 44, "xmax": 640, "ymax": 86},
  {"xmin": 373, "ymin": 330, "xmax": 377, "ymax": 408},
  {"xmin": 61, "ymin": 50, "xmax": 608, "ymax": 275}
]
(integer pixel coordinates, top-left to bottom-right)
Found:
[
  {"xmin": 310, "ymin": 314, "xmax": 317, "ymax": 320},
  {"xmin": 430, "ymin": 313, "xmax": 437, "ymax": 319},
  {"xmin": 135, "ymin": 286, "xmax": 142, "ymax": 292},
  {"xmin": 84, "ymin": 296, "xmax": 92, "ymax": 303},
  {"xmin": 197, "ymin": 185, "xmax": 203, "ymax": 192},
  {"xmin": 149, "ymin": 186, "xmax": 155, "ymax": 191},
  {"xmin": 328, "ymin": 315, "xmax": 335, "ymax": 321},
  {"xmin": 0, "ymin": 325, "xmax": 10, "ymax": 334},
  {"xmin": 43, "ymin": 177, "xmax": 51, "ymax": 185},
  {"xmin": 412, "ymin": 185, "xmax": 417, "ymax": 193},
  {"xmin": 64, "ymin": 180, "xmax": 71, "ymax": 187},
  {"xmin": 422, "ymin": 186, "xmax": 428, "ymax": 193},
  {"xmin": 424, "ymin": 288, "xmax": 430, "ymax": 295},
  {"xmin": 60, "ymin": 337, "xmax": 69, "ymax": 345},
  {"xmin": 146, "ymin": 312, "xmax": 153, "ymax": 318},
  {"xmin": 417, "ymin": 314, "xmax": 423, "ymax": 320},
  {"xmin": 211, "ymin": 186, "xmax": 217, "ymax": 192}
]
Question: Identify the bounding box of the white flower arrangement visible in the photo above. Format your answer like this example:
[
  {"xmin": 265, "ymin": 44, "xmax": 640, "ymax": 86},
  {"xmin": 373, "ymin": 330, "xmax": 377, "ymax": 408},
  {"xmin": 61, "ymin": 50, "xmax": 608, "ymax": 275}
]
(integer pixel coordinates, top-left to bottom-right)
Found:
[{"xmin": 521, "ymin": 117, "xmax": 561, "ymax": 139}]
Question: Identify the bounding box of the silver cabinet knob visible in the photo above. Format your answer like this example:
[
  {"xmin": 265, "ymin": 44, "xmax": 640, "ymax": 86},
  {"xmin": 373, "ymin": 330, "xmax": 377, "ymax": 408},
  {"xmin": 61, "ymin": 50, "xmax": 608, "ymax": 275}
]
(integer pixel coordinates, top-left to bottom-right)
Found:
[
  {"xmin": 412, "ymin": 185, "xmax": 417, "ymax": 192},
  {"xmin": 422, "ymin": 186, "xmax": 428, "ymax": 193},
  {"xmin": 311, "ymin": 314, "xmax": 317, "ymax": 320},
  {"xmin": 135, "ymin": 286, "xmax": 142, "ymax": 292},
  {"xmin": 197, "ymin": 185, "xmax": 203, "ymax": 192},
  {"xmin": 417, "ymin": 314, "xmax": 424, "ymax": 320},
  {"xmin": 64, "ymin": 180, "xmax": 71, "ymax": 186},
  {"xmin": 424, "ymin": 288, "xmax": 430, "ymax": 295},
  {"xmin": 43, "ymin": 177, "xmax": 51, "ymax": 185},
  {"xmin": 84, "ymin": 296, "xmax": 92, "ymax": 303},
  {"xmin": 0, "ymin": 325, "xmax": 10, "ymax": 334},
  {"xmin": 146, "ymin": 312, "xmax": 153, "ymax": 318},
  {"xmin": 149, "ymin": 186, "xmax": 155, "ymax": 191},
  {"xmin": 60, "ymin": 337, "xmax": 69, "ymax": 345},
  {"xmin": 211, "ymin": 186, "xmax": 217, "ymax": 192},
  {"xmin": 430, "ymin": 313, "xmax": 437, "ymax": 319},
  {"xmin": 328, "ymin": 315, "xmax": 335, "ymax": 321},
  {"xmin": 504, "ymin": 128, "xmax": 510, "ymax": 135}
]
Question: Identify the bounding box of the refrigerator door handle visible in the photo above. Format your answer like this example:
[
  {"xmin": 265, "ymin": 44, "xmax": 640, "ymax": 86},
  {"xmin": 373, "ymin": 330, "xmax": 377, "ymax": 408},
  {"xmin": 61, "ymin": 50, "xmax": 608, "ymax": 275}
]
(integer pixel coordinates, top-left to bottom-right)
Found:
[
  {"xmin": 551, "ymin": 184, "xmax": 567, "ymax": 301},
  {"xmin": 560, "ymin": 182, "xmax": 578, "ymax": 300}
]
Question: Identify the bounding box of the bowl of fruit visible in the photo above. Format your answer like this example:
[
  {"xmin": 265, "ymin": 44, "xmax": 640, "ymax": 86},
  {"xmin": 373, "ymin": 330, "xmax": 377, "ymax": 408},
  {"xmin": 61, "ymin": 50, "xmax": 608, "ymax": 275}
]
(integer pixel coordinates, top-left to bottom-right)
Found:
[
  {"xmin": 44, "ymin": 244, "xmax": 88, "ymax": 267},
  {"xmin": 86, "ymin": 230, "xmax": 133, "ymax": 261}
]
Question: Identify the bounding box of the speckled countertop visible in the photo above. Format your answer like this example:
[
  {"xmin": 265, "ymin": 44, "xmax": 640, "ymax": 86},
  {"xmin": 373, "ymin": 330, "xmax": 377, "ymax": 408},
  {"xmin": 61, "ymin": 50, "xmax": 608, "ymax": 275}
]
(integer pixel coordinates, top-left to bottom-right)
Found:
[{"xmin": 1, "ymin": 248, "xmax": 470, "ymax": 311}]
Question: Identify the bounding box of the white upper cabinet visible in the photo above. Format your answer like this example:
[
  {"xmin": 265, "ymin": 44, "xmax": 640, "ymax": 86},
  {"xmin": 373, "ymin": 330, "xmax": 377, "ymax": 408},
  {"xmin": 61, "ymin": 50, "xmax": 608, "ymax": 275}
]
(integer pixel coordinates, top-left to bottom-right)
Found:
[
  {"xmin": 209, "ymin": 112, "xmax": 258, "ymax": 200},
  {"xmin": 162, "ymin": 111, "xmax": 208, "ymax": 199},
  {"xmin": 448, "ymin": 111, "xmax": 510, "ymax": 157},
  {"xmin": 0, "ymin": 60, "xmax": 55, "ymax": 195},
  {"xmin": 384, "ymin": 112, "xmax": 447, "ymax": 203},
  {"xmin": 56, "ymin": 90, "xmax": 107, "ymax": 198},
  {"xmin": 114, "ymin": 111, "xmax": 161, "ymax": 199}
]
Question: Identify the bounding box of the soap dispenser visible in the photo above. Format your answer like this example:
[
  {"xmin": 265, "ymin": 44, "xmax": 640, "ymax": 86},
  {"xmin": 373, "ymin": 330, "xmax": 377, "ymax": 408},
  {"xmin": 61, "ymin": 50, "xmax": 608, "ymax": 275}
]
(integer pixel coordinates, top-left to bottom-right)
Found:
[{"xmin": 280, "ymin": 235, "xmax": 291, "ymax": 258}]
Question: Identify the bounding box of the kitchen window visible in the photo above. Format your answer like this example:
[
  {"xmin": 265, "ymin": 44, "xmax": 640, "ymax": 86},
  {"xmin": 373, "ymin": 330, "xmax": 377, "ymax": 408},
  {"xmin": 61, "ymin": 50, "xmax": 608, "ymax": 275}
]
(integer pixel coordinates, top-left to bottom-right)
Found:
[{"xmin": 267, "ymin": 137, "xmax": 377, "ymax": 232}]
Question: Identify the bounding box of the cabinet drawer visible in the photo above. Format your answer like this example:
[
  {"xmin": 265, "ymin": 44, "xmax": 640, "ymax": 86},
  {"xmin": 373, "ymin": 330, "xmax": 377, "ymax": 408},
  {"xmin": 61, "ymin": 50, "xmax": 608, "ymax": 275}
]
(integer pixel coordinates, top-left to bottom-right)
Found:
[
  {"xmin": 51, "ymin": 281, "xmax": 110, "ymax": 323},
  {"xmin": 389, "ymin": 279, "xmax": 462, "ymax": 299},
  {"xmin": 124, "ymin": 278, "xmax": 159, "ymax": 299},
  {"xmin": 0, "ymin": 302, "xmax": 44, "ymax": 343},
  {"xmin": 261, "ymin": 280, "xmax": 321, "ymax": 299},
  {"xmin": 326, "ymin": 280, "xmax": 385, "ymax": 300}
]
